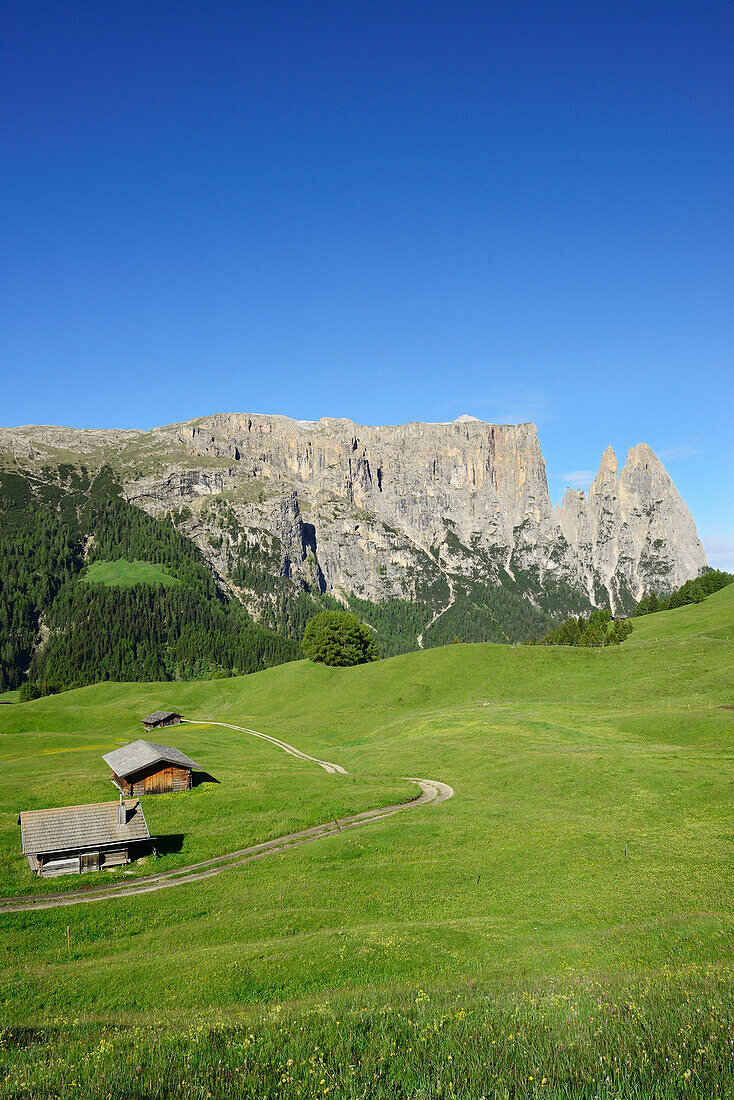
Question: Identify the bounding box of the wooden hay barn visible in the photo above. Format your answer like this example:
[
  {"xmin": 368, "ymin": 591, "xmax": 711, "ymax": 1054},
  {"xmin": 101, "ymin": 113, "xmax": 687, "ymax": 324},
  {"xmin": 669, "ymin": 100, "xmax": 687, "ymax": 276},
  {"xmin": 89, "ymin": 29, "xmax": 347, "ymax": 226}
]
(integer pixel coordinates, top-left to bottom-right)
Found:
[
  {"xmin": 18, "ymin": 799, "xmax": 150, "ymax": 877},
  {"xmin": 142, "ymin": 710, "xmax": 182, "ymax": 732},
  {"xmin": 103, "ymin": 739, "xmax": 200, "ymax": 796}
]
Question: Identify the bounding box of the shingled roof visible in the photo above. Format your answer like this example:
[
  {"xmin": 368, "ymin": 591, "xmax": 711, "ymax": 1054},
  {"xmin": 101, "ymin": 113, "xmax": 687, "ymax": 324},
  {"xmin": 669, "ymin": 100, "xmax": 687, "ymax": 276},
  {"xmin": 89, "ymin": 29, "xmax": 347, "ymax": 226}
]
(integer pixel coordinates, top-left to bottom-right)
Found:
[
  {"xmin": 18, "ymin": 800, "xmax": 149, "ymax": 856},
  {"xmin": 142, "ymin": 711, "xmax": 181, "ymax": 725},
  {"xmin": 102, "ymin": 739, "xmax": 199, "ymax": 779}
]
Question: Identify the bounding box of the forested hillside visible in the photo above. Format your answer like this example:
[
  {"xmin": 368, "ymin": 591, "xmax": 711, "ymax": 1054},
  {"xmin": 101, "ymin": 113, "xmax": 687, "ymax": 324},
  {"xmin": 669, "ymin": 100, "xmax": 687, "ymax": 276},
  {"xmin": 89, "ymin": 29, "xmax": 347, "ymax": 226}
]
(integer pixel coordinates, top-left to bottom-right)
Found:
[
  {"xmin": 0, "ymin": 471, "xmax": 83, "ymax": 689},
  {"xmin": 527, "ymin": 608, "xmax": 633, "ymax": 647},
  {"xmin": 0, "ymin": 465, "xmax": 299, "ymax": 691},
  {"xmin": 524, "ymin": 568, "xmax": 731, "ymax": 649},
  {"xmin": 0, "ymin": 462, "xmax": 437, "ymax": 691},
  {"xmin": 420, "ymin": 568, "xmax": 593, "ymax": 647}
]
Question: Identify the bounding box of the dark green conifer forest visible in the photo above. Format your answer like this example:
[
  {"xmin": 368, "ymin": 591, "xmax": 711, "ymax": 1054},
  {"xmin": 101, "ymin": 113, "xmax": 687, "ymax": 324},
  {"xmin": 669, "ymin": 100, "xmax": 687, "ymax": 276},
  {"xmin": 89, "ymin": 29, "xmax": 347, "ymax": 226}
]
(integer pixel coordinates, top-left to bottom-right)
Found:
[
  {"xmin": 527, "ymin": 608, "xmax": 633, "ymax": 647},
  {"xmin": 0, "ymin": 471, "xmax": 84, "ymax": 690},
  {"xmin": 633, "ymin": 569, "xmax": 732, "ymax": 616},
  {"xmin": 0, "ymin": 466, "xmax": 299, "ymax": 691}
]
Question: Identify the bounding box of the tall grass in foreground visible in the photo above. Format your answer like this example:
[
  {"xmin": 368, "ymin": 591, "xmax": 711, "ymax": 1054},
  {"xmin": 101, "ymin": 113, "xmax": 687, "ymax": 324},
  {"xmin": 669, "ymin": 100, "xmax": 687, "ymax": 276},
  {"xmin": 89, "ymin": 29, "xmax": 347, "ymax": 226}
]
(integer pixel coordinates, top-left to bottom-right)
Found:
[{"xmin": 2, "ymin": 973, "xmax": 733, "ymax": 1099}]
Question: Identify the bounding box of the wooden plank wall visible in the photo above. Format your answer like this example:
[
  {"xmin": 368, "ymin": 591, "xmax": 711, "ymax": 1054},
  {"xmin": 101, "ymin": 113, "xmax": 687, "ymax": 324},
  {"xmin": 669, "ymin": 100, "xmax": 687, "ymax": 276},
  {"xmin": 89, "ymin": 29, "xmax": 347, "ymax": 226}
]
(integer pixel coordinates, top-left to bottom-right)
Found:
[
  {"xmin": 102, "ymin": 849, "xmax": 128, "ymax": 868},
  {"xmin": 133, "ymin": 765, "xmax": 191, "ymax": 796},
  {"xmin": 115, "ymin": 764, "xmax": 192, "ymax": 795},
  {"xmin": 41, "ymin": 856, "xmax": 81, "ymax": 877}
]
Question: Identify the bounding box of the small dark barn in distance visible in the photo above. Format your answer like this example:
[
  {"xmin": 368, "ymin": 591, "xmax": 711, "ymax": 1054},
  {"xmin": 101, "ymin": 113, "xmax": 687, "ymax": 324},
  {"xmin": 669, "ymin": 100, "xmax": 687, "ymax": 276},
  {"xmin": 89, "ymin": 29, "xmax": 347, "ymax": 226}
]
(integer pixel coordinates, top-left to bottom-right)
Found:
[
  {"xmin": 103, "ymin": 740, "xmax": 200, "ymax": 796},
  {"xmin": 18, "ymin": 799, "xmax": 150, "ymax": 877},
  {"xmin": 142, "ymin": 710, "xmax": 182, "ymax": 732}
]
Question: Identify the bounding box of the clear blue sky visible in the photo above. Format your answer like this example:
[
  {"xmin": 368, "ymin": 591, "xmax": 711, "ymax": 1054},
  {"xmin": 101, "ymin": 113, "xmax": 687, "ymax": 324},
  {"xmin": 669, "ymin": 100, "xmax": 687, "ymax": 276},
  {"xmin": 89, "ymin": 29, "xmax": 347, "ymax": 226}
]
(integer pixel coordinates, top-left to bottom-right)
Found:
[{"xmin": 2, "ymin": 1, "xmax": 732, "ymax": 563}]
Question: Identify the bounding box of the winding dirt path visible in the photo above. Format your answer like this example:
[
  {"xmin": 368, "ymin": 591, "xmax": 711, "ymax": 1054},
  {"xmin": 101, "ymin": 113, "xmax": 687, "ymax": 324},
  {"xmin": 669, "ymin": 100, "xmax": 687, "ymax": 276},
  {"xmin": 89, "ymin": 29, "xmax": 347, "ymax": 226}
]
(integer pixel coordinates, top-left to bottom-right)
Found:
[
  {"xmin": 188, "ymin": 719, "xmax": 348, "ymax": 774},
  {"xmin": 0, "ymin": 721, "xmax": 453, "ymax": 914}
]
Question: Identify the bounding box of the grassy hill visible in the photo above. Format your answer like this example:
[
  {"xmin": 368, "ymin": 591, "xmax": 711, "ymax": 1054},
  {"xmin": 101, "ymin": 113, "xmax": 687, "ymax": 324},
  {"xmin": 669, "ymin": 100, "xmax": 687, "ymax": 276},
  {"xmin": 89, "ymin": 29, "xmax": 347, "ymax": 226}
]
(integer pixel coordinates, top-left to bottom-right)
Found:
[
  {"xmin": 627, "ymin": 580, "xmax": 734, "ymax": 644},
  {"xmin": 1, "ymin": 591, "xmax": 733, "ymax": 1097}
]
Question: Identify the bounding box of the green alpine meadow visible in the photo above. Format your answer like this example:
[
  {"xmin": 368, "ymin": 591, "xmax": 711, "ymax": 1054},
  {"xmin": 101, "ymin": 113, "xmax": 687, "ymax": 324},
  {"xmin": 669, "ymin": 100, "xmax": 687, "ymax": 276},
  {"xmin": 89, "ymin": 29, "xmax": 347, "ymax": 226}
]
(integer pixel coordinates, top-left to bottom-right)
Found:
[
  {"xmin": 1, "ymin": 583, "xmax": 732, "ymax": 1097},
  {"xmin": 4, "ymin": 2, "xmax": 732, "ymax": 1095}
]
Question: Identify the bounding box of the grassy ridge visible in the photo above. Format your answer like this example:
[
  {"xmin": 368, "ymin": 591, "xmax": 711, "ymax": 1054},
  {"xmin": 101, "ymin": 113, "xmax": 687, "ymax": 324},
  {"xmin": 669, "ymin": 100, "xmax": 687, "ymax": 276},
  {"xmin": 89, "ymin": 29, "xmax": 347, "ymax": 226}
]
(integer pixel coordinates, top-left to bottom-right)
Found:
[
  {"xmin": 626, "ymin": 581, "xmax": 734, "ymax": 643},
  {"xmin": 1, "ymin": 591, "xmax": 733, "ymax": 1095}
]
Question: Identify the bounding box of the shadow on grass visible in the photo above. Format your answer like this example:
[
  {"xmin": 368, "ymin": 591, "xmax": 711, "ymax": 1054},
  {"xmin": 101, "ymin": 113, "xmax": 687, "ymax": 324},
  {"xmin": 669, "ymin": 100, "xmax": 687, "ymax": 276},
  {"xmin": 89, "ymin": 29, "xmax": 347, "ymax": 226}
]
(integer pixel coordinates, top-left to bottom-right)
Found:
[
  {"xmin": 150, "ymin": 834, "xmax": 185, "ymax": 858},
  {"xmin": 192, "ymin": 770, "xmax": 220, "ymax": 787}
]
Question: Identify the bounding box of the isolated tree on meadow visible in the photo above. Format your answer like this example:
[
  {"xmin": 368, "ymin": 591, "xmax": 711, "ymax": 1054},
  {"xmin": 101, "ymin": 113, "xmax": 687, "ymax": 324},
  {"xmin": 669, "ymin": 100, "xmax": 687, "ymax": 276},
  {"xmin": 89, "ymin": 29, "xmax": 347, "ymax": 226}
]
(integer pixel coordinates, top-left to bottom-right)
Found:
[{"xmin": 302, "ymin": 610, "xmax": 379, "ymax": 667}]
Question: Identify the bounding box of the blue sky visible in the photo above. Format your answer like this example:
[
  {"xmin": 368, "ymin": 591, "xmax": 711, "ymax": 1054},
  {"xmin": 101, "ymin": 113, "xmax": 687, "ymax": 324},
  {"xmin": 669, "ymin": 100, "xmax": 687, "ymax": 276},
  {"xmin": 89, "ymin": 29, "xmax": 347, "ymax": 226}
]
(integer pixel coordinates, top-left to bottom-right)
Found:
[{"xmin": 1, "ymin": 1, "xmax": 732, "ymax": 564}]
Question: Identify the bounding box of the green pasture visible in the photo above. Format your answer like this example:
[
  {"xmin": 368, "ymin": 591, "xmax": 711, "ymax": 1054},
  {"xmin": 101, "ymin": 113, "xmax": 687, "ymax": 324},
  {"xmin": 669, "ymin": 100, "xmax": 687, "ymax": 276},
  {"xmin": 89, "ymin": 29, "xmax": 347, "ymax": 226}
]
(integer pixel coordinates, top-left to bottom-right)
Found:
[
  {"xmin": 0, "ymin": 711, "xmax": 409, "ymax": 898},
  {"xmin": 627, "ymin": 580, "xmax": 734, "ymax": 643},
  {"xmin": 1, "ymin": 586, "xmax": 733, "ymax": 1022},
  {"xmin": 83, "ymin": 558, "xmax": 181, "ymax": 587}
]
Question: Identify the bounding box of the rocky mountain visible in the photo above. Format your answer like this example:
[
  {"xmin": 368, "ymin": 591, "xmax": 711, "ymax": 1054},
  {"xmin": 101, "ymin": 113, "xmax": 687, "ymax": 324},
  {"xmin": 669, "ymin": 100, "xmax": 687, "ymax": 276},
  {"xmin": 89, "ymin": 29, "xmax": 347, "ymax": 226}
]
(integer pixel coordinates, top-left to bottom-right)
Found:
[
  {"xmin": 557, "ymin": 444, "xmax": 705, "ymax": 613},
  {"xmin": 0, "ymin": 413, "xmax": 706, "ymax": 651}
]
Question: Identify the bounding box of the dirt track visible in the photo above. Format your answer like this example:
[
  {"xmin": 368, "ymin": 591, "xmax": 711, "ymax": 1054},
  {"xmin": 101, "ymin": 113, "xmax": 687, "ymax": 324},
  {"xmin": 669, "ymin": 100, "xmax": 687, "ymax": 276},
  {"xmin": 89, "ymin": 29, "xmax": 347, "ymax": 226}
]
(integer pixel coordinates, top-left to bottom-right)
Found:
[
  {"xmin": 188, "ymin": 718, "xmax": 349, "ymax": 774},
  {"xmin": 0, "ymin": 719, "xmax": 453, "ymax": 913}
]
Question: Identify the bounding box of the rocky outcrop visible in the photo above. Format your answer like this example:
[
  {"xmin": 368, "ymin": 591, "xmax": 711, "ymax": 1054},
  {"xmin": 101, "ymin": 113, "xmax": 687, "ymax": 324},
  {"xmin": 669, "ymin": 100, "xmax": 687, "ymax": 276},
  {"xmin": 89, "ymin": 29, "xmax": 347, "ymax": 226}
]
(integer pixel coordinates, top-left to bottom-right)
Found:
[
  {"xmin": 557, "ymin": 443, "xmax": 706, "ymax": 612},
  {"xmin": 0, "ymin": 413, "xmax": 706, "ymax": 619}
]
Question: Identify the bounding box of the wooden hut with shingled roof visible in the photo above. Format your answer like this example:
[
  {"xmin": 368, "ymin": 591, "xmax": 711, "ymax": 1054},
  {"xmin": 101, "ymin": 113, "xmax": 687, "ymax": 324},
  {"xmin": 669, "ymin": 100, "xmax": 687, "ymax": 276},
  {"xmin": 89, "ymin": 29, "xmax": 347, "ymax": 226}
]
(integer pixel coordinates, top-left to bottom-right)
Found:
[
  {"xmin": 103, "ymin": 739, "xmax": 200, "ymax": 796},
  {"xmin": 141, "ymin": 710, "xmax": 182, "ymax": 732},
  {"xmin": 18, "ymin": 799, "xmax": 150, "ymax": 877}
]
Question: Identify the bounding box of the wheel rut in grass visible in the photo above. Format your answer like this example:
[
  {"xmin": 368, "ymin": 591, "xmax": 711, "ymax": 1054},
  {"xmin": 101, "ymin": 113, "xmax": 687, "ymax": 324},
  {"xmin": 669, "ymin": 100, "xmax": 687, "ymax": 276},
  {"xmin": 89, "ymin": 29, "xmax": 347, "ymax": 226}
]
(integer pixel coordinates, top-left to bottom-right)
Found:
[
  {"xmin": 187, "ymin": 718, "xmax": 348, "ymax": 774},
  {"xmin": 0, "ymin": 720, "xmax": 453, "ymax": 913}
]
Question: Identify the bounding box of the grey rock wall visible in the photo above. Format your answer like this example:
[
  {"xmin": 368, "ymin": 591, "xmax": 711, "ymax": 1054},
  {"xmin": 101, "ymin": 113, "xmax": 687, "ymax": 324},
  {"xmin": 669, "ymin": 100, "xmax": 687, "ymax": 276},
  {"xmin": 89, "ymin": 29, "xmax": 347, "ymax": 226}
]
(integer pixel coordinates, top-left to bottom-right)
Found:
[{"xmin": 0, "ymin": 413, "xmax": 707, "ymax": 618}]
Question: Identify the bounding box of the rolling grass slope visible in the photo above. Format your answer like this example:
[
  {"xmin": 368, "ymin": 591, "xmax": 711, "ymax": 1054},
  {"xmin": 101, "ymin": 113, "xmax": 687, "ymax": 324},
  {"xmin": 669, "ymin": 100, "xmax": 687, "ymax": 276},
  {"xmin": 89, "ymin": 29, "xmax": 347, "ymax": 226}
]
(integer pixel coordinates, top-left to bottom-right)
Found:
[
  {"xmin": 0, "ymin": 591, "xmax": 733, "ymax": 1095},
  {"xmin": 0, "ymin": 702, "xmax": 410, "ymax": 898},
  {"xmin": 627, "ymin": 579, "xmax": 734, "ymax": 644}
]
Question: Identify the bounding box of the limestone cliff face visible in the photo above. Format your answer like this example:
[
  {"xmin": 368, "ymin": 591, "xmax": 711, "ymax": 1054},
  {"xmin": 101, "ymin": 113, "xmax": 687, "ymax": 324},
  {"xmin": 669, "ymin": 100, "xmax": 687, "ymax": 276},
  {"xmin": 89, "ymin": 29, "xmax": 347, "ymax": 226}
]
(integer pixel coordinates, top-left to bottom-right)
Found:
[
  {"xmin": 0, "ymin": 414, "xmax": 706, "ymax": 618},
  {"xmin": 155, "ymin": 413, "xmax": 584, "ymax": 604},
  {"xmin": 178, "ymin": 413, "xmax": 548, "ymax": 543}
]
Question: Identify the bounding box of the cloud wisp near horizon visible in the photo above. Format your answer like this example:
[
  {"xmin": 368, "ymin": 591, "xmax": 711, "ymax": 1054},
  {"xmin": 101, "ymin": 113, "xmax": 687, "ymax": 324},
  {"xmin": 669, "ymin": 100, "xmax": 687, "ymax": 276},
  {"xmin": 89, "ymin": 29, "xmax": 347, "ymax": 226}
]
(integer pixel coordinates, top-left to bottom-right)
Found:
[
  {"xmin": 554, "ymin": 470, "xmax": 596, "ymax": 493},
  {"xmin": 700, "ymin": 533, "xmax": 734, "ymax": 573},
  {"xmin": 657, "ymin": 443, "xmax": 702, "ymax": 462},
  {"xmin": 438, "ymin": 388, "xmax": 555, "ymax": 427}
]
